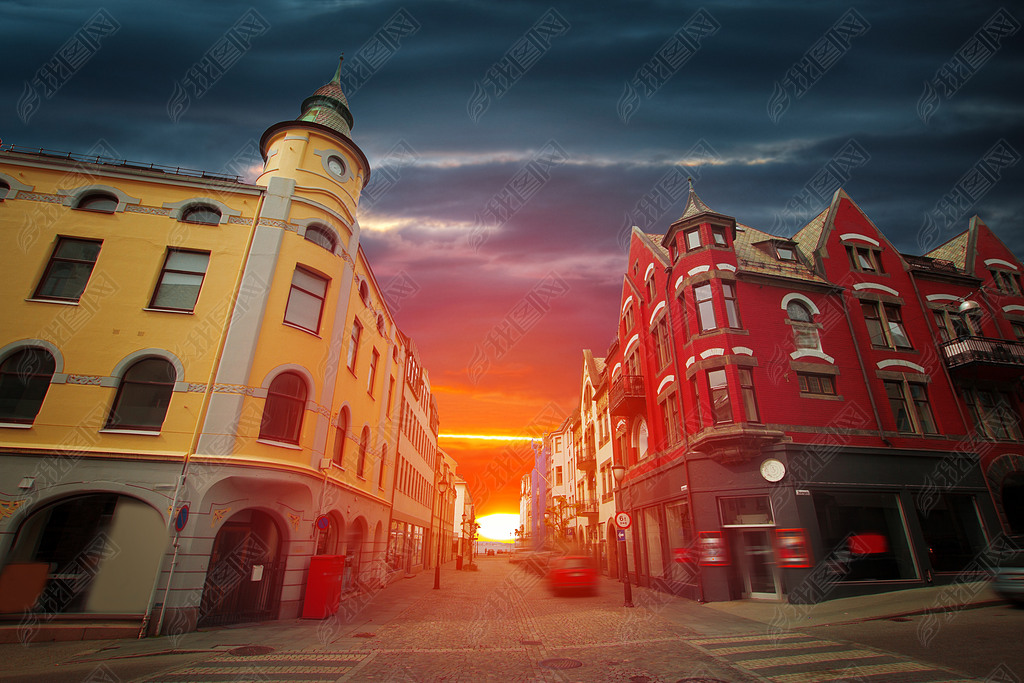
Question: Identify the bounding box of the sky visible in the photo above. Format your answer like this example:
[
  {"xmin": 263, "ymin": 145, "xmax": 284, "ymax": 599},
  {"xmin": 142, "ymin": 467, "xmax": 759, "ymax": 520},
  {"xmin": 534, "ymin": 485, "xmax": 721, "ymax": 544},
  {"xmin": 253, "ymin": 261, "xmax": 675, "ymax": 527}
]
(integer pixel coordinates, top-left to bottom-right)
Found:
[{"xmin": 2, "ymin": 0, "xmax": 1022, "ymax": 518}]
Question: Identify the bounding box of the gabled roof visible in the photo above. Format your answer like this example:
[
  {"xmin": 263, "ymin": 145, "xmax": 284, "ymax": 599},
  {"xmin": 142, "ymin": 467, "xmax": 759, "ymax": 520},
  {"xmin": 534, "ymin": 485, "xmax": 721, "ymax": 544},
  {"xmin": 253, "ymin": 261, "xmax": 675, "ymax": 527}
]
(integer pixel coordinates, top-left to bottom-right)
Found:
[{"xmin": 925, "ymin": 228, "xmax": 971, "ymax": 272}]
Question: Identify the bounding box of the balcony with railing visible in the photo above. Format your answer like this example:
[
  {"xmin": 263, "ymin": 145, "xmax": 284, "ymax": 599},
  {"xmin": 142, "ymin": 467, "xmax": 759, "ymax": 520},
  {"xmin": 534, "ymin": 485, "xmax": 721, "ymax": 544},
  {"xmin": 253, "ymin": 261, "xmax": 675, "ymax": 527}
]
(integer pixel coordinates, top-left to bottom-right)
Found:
[
  {"xmin": 577, "ymin": 442, "xmax": 596, "ymax": 471},
  {"xmin": 940, "ymin": 336, "xmax": 1024, "ymax": 378},
  {"xmin": 609, "ymin": 374, "xmax": 645, "ymax": 416},
  {"xmin": 574, "ymin": 498, "xmax": 599, "ymax": 517}
]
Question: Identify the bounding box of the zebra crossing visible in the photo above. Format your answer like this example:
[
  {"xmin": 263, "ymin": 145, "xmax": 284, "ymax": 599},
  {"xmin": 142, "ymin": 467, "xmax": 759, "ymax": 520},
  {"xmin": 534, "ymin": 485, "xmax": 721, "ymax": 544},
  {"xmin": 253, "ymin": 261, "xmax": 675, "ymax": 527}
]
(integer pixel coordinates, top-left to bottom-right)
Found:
[
  {"xmin": 688, "ymin": 631, "xmax": 978, "ymax": 682},
  {"xmin": 139, "ymin": 651, "xmax": 373, "ymax": 683}
]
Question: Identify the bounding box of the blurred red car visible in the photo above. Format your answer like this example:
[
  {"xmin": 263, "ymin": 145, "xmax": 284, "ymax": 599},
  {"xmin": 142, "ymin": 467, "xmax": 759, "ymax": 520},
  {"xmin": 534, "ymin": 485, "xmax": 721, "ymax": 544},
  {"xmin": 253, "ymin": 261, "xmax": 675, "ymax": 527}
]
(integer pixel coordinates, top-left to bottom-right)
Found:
[{"xmin": 546, "ymin": 555, "xmax": 598, "ymax": 596}]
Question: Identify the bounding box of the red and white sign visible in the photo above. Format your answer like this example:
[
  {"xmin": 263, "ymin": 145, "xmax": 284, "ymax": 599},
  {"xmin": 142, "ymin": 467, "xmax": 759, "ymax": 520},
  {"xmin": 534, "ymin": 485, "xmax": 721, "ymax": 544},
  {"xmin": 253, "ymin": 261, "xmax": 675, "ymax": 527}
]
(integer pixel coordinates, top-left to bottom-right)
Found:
[{"xmin": 615, "ymin": 512, "xmax": 632, "ymax": 529}]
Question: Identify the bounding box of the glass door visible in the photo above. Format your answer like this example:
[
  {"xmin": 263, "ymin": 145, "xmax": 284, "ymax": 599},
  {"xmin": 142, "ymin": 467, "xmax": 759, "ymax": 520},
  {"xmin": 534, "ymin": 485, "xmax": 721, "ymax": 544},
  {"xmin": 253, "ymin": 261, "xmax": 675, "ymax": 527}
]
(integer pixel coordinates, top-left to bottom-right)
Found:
[{"xmin": 739, "ymin": 529, "xmax": 780, "ymax": 599}]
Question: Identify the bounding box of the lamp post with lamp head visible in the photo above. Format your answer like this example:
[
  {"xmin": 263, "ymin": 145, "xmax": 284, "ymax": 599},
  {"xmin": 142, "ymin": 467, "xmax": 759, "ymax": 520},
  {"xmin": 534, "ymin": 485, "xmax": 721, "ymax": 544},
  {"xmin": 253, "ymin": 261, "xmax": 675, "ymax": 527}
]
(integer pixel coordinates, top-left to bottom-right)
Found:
[
  {"xmin": 433, "ymin": 475, "xmax": 449, "ymax": 590},
  {"xmin": 611, "ymin": 463, "xmax": 634, "ymax": 608}
]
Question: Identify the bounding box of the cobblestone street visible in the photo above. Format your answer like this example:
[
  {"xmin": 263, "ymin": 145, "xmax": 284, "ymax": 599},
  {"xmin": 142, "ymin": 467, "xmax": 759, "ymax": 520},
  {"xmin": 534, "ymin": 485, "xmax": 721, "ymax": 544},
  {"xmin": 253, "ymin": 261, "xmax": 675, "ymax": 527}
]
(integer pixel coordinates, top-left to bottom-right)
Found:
[{"xmin": 4, "ymin": 557, "xmax": 991, "ymax": 682}]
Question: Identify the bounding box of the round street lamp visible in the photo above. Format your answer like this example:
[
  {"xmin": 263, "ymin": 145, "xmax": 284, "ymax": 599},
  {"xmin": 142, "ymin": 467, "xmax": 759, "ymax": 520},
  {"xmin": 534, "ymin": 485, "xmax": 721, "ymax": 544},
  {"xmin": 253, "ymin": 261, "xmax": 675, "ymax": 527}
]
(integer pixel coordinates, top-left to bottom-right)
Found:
[
  {"xmin": 611, "ymin": 463, "xmax": 634, "ymax": 608},
  {"xmin": 433, "ymin": 476, "xmax": 449, "ymax": 590}
]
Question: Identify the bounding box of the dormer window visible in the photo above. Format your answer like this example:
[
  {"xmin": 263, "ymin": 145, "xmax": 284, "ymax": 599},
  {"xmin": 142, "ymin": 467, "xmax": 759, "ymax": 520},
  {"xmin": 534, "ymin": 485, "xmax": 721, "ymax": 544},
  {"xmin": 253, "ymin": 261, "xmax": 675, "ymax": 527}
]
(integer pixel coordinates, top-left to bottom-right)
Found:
[
  {"xmin": 75, "ymin": 192, "xmax": 118, "ymax": 213},
  {"xmin": 304, "ymin": 224, "xmax": 337, "ymax": 253},
  {"xmin": 775, "ymin": 244, "xmax": 797, "ymax": 262},
  {"xmin": 181, "ymin": 205, "xmax": 222, "ymax": 225}
]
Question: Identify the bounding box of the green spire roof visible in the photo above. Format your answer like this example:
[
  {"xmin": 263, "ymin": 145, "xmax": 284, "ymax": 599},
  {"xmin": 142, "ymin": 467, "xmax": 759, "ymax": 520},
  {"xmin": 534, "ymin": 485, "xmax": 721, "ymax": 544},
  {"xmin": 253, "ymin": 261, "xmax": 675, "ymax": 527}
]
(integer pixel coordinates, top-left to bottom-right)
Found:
[{"xmin": 298, "ymin": 55, "xmax": 355, "ymax": 137}]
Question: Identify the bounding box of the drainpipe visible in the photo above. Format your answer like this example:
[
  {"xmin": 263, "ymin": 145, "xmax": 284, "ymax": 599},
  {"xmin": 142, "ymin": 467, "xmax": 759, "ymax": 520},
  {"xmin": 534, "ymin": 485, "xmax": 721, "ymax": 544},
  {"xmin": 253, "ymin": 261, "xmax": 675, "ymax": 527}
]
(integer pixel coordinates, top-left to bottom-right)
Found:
[
  {"xmin": 664, "ymin": 264, "xmax": 705, "ymax": 603},
  {"xmin": 140, "ymin": 190, "xmax": 266, "ymax": 639}
]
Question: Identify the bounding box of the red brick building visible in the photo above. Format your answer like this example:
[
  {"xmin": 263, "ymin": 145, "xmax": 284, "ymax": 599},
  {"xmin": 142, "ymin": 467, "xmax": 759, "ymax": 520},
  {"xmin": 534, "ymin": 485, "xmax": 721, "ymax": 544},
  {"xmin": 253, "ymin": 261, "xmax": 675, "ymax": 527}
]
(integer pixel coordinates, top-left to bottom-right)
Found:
[{"xmin": 607, "ymin": 184, "xmax": 1023, "ymax": 603}]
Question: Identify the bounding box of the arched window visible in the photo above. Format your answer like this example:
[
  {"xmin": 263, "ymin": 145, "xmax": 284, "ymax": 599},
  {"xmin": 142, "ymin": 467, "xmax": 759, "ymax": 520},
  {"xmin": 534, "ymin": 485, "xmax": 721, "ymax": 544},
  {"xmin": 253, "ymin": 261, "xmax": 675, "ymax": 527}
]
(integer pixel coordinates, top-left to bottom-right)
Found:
[
  {"xmin": 357, "ymin": 426, "xmax": 370, "ymax": 477},
  {"xmin": 787, "ymin": 300, "xmax": 813, "ymax": 323},
  {"xmin": 787, "ymin": 300, "xmax": 820, "ymax": 350},
  {"xmin": 106, "ymin": 358, "xmax": 176, "ymax": 430},
  {"xmin": 76, "ymin": 192, "xmax": 118, "ymax": 213},
  {"xmin": 304, "ymin": 224, "xmax": 336, "ymax": 252},
  {"xmin": 633, "ymin": 419, "xmax": 649, "ymax": 459},
  {"xmin": 181, "ymin": 205, "xmax": 222, "ymax": 225},
  {"xmin": 0, "ymin": 348, "xmax": 56, "ymax": 424},
  {"xmin": 333, "ymin": 408, "xmax": 349, "ymax": 467},
  {"xmin": 259, "ymin": 372, "xmax": 307, "ymax": 444}
]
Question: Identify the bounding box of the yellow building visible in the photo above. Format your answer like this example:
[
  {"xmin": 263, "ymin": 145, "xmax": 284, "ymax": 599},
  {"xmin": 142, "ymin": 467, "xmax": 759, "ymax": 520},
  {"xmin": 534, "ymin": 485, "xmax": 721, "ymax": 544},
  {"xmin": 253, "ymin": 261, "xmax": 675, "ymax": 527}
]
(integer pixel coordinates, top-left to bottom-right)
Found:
[{"xmin": 0, "ymin": 59, "xmax": 440, "ymax": 637}]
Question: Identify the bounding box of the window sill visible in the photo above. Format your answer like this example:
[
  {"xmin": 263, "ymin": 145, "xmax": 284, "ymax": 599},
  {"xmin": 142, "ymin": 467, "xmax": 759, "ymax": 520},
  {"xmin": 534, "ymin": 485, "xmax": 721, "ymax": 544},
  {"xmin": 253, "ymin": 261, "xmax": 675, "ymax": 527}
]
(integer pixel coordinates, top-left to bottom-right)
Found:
[
  {"xmin": 25, "ymin": 297, "xmax": 79, "ymax": 306},
  {"xmin": 257, "ymin": 438, "xmax": 302, "ymax": 450},
  {"xmin": 282, "ymin": 322, "xmax": 322, "ymax": 338},
  {"xmin": 143, "ymin": 307, "xmax": 195, "ymax": 315},
  {"xmin": 798, "ymin": 393, "xmax": 845, "ymax": 401},
  {"xmin": 0, "ymin": 422, "xmax": 33, "ymax": 429},
  {"xmin": 99, "ymin": 428, "xmax": 161, "ymax": 436}
]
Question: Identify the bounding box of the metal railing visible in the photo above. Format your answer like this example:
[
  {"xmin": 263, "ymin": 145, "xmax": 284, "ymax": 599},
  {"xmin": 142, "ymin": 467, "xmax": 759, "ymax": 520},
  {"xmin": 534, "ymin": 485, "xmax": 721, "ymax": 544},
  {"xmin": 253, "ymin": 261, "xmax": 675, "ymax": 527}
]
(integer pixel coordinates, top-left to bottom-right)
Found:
[
  {"xmin": 1, "ymin": 144, "xmax": 246, "ymax": 183},
  {"xmin": 939, "ymin": 336, "xmax": 1024, "ymax": 369}
]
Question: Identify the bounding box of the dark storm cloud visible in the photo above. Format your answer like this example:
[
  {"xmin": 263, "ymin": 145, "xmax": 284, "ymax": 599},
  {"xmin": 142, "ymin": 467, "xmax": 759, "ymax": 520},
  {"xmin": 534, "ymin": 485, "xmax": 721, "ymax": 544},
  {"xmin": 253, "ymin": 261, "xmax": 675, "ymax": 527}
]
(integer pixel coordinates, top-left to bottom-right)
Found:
[{"xmin": 4, "ymin": 0, "xmax": 1022, "ymax": 513}]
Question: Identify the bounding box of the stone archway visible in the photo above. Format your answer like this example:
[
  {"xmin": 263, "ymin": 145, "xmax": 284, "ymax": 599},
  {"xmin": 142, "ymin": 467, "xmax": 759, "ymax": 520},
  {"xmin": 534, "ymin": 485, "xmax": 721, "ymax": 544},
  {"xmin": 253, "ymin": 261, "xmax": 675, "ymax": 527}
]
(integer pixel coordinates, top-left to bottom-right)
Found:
[
  {"xmin": 2, "ymin": 493, "xmax": 164, "ymax": 615},
  {"xmin": 198, "ymin": 509, "xmax": 284, "ymax": 627}
]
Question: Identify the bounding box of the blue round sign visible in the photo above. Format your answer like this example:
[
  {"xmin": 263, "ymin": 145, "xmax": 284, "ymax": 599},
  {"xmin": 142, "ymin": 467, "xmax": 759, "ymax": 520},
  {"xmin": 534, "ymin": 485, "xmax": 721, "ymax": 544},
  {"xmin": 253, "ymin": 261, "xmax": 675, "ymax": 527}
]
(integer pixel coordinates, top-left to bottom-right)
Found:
[{"xmin": 174, "ymin": 504, "xmax": 189, "ymax": 532}]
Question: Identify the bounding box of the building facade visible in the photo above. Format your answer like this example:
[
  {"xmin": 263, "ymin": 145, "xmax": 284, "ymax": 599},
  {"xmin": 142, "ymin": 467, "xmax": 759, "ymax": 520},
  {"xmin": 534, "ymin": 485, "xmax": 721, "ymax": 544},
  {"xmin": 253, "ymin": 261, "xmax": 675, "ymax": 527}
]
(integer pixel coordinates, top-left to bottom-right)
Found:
[
  {"xmin": 596, "ymin": 185, "xmax": 1021, "ymax": 603},
  {"xmin": 0, "ymin": 60, "xmax": 453, "ymax": 635}
]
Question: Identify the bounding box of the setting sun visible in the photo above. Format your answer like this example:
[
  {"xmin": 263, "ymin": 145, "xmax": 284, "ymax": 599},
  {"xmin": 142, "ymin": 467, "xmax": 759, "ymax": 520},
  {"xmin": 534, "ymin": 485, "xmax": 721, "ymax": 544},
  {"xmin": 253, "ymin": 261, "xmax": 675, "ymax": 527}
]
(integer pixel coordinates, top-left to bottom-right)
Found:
[{"xmin": 476, "ymin": 513, "xmax": 521, "ymax": 542}]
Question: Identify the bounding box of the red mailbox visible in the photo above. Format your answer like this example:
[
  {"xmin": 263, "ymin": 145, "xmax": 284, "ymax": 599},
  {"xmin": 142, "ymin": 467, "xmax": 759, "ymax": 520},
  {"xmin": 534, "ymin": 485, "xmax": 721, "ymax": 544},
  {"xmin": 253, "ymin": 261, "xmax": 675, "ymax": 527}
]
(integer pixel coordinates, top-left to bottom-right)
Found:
[{"xmin": 301, "ymin": 554, "xmax": 345, "ymax": 619}]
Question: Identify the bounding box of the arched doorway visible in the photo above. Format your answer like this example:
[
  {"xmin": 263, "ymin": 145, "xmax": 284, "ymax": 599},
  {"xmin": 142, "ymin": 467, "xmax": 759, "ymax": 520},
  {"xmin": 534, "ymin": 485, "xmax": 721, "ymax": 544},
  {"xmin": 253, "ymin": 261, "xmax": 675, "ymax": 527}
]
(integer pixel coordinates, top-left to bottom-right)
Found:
[
  {"xmin": 2, "ymin": 493, "xmax": 164, "ymax": 615},
  {"xmin": 198, "ymin": 509, "xmax": 283, "ymax": 627},
  {"xmin": 344, "ymin": 519, "xmax": 366, "ymax": 592},
  {"xmin": 1002, "ymin": 472, "xmax": 1024, "ymax": 535}
]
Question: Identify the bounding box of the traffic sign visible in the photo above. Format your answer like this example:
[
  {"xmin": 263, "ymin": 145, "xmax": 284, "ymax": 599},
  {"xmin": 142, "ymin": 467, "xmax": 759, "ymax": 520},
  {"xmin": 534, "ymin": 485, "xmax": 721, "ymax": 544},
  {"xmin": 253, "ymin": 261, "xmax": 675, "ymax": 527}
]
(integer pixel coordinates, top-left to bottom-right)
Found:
[
  {"xmin": 615, "ymin": 511, "xmax": 632, "ymax": 529},
  {"xmin": 174, "ymin": 504, "xmax": 189, "ymax": 532},
  {"xmin": 616, "ymin": 529, "xmax": 626, "ymax": 542}
]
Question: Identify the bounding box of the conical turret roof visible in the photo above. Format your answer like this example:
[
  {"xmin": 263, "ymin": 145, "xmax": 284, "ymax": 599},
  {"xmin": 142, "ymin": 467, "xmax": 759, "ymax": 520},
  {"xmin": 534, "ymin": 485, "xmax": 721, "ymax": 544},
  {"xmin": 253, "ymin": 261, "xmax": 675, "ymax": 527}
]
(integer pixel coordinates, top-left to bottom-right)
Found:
[
  {"xmin": 298, "ymin": 56, "xmax": 355, "ymax": 137},
  {"xmin": 677, "ymin": 178, "xmax": 716, "ymax": 221}
]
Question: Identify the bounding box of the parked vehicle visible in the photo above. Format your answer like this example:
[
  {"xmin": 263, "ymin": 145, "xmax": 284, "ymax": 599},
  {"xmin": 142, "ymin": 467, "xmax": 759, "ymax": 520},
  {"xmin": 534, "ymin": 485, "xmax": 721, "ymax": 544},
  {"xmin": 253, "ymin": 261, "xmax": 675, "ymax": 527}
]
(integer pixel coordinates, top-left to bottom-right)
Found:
[
  {"xmin": 546, "ymin": 555, "xmax": 598, "ymax": 596},
  {"xmin": 992, "ymin": 551, "xmax": 1024, "ymax": 606}
]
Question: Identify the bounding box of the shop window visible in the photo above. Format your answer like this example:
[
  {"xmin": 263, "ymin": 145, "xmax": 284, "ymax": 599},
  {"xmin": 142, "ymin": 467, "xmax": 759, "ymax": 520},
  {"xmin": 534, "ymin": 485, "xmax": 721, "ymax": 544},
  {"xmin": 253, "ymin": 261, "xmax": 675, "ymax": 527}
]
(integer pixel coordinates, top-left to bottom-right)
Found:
[
  {"xmin": 962, "ymin": 387, "xmax": 1023, "ymax": 441},
  {"xmin": 284, "ymin": 267, "xmax": 328, "ymax": 334},
  {"xmin": 812, "ymin": 490, "xmax": 918, "ymax": 581},
  {"xmin": 149, "ymin": 249, "xmax": 209, "ymax": 312},
  {"xmin": 105, "ymin": 358, "xmax": 176, "ymax": 430},
  {"xmin": 708, "ymin": 369, "xmax": 732, "ymax": 424},
  {"xmin": 0, "ymin": 348, "xmax": 56, "ymax": 424},
  {"xmin": 259, "ymin": 372, "xmax": 306, "ymax": 444},
  {"xmin": 181, "ymin": 205, "xmax": 221, "ymax": 225},
  {"xmin": 665, "ymin": 502, "xmax": 696, "ymax": 581},
  {"xmin": 916, "ymin": 493, "xmax": 987, "ymax": 573},
  {"xmin": 644, "ymin": 506, "xmax": 667, "ymax": 580},
  {"xmin": 884, "ymin": 379, "xmax": 937, "ymax": 435},
  {"xmin": 862, "ymin": 301, "xmax": 912, "ymax": 350},
  {"xmin": 797, "ymin": 372, "xmax": 837, "ymax": 396},
  {"xmin": 846, "ymin": 245, "xmax": 884, "ymax": 273},
  {"xmin": 719, "ymin": 495, "xmax": 773, "ymax": 526},
  {"xmin": 33, "ymin": 237, "xmax": 102, "ymax": 302},
  {"xmin": 694, "ymin": 283, "xmax": 716, "ymax": 332}
]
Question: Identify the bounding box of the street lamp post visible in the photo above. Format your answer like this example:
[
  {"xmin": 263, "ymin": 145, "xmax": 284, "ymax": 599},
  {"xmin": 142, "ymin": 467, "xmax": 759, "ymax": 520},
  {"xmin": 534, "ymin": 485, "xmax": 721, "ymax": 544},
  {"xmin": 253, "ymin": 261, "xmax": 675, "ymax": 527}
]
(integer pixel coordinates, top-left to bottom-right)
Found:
[
  {"xmin": 611, "ymin": 463, "xmax": 634, "ymax": 608},
  {"xmin": 433, "ymin": 476, "xmax": 449, "ymax": 590}
]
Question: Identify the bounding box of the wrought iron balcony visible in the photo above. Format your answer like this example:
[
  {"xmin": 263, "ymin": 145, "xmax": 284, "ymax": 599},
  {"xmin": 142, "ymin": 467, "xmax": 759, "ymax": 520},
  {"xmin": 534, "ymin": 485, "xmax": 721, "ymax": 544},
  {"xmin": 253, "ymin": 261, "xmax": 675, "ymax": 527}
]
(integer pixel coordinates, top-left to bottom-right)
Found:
[
  {"xmin": 574, "ymin": 500, "xmax": 598, "ymax": 516},
  {"xmin": 576, "ymin": 444, "xmax": 596, "ymax": 471},
  {"xmin": 610, "ymin": 374, "xmax": 645, "ymax": 416},
  {"xmin": 940, "ymin": 336, "xmax": 1024, "ymax": 376}
]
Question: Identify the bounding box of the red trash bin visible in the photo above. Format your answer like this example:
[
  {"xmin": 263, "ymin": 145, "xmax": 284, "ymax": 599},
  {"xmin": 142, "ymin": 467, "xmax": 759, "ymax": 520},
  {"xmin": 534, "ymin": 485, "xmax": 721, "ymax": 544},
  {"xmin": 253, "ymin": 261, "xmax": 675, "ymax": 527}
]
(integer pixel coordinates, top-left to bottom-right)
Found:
[{"xmin": 301, "ymin": 555, "xmax": 345, "ymax": 619}]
